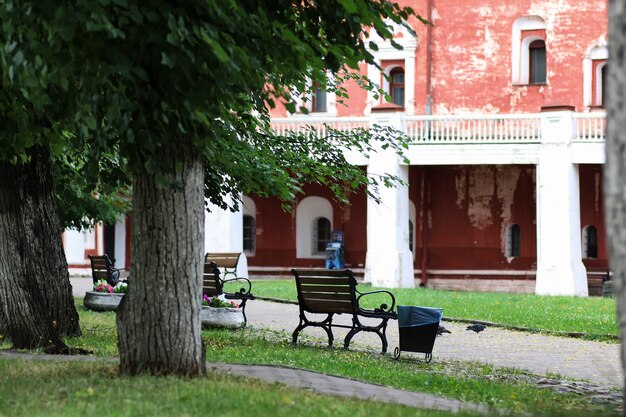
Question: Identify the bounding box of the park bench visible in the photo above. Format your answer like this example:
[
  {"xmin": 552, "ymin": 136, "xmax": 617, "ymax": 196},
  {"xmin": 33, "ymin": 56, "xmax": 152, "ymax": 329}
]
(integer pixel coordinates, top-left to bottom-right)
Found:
[
  {"xmin": 88, "ymin": 254, "xmax": 122, "ymax": 286},
  {"xmin": 205, "ymin": 252, "xmax": 241, "ymax": 280},
  {"xmin": 203, "ymin": 257, "xmax": 254, "ymax": 325},
  {"xmin": 291, "ymin": 268, "xmax": 397, "ymax": 354}
]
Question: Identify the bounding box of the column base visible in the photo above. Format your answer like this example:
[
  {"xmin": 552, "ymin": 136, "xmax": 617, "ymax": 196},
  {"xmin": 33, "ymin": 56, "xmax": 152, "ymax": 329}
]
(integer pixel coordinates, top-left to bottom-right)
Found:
[
  {"xmin": 364, "ymin": 250, "xmax": 414, "ymax": 288},
  {"xmin": 535, "ymin": 261, "xmax": 588, "ymax": 296}
]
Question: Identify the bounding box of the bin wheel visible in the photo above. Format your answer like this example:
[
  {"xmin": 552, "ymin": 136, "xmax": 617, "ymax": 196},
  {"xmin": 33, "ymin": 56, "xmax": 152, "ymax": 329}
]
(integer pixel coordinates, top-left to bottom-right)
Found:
[
  {"xmin": 393, "ymin": 347, "xmax": 401, "ymax": 360},
  {"xmin": 425, "ymin": 353, "xmax": 432, "ymax": 363}
]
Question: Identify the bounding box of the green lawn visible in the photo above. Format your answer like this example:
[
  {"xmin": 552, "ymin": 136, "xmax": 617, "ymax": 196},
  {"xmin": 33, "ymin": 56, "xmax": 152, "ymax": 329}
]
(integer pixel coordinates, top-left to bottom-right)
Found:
[
  {"xmin": 249, "ymin": 280, "xmax": 618, "ymax": 338},
  {"xmin": 0, "ymin": 299, "xmax": 619, "ymax": 417},
  {"xmin": 52, "ymin": 301, "xmax": 619, "ymax": 417},
  {"xmin": 0, "ymin": 360, "xmax": 471, "ymax": 417}
]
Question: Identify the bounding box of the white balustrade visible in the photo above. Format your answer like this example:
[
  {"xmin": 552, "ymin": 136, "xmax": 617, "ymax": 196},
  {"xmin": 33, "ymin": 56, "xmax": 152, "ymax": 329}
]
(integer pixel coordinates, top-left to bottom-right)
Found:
[
  {"xmin": 270, "ymin": 113, "xmax": 606, "ymax": 144},
  {"xmin": 573, "ymin": 113, "xmax": 606, "ymax": 142}
]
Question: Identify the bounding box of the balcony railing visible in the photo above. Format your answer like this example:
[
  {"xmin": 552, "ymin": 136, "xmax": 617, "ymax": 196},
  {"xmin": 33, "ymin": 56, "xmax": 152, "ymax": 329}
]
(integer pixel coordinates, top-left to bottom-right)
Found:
[
  {"xmin": 573, "ymin": 113, "xmax": 606, "ymax": 142},
  {"xmin": 271, "ymin": 113, "xmax": 606, "ymax": 144},
  {"xmin": 405, "ymin": 114, "xmax": 541, "ymax": 144}
]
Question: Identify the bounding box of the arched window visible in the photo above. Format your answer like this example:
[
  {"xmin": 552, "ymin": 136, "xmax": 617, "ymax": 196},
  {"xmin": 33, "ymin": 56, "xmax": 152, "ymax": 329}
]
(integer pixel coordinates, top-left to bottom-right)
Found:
[
  {"xmin": 243, "ymin": 215, "xmax": 255, "ymax": 255},
  {"xmin": 505, "ymin": 224, "xmax": 521, "ymax": 257},
  {"xmin": 312, "ymin": 84, "xmax": 327, "ymax": 113},
  {"xmin": 296, "ymin": 196, "xmax": 333, "ymax": 258},
  {"xmin": 582, "ymin": 225, "xmax": 598, "ymax": 259},
  {"xmin": 529, "ymin": 40, "xmax": 546, "ymax": 84},
  {"xmin": 390, "ymin": 67, "xmax": 405, "ymax": 106},
  {"xmin": 313, "ymin": 217, "xmax": 331, "ymax": 254},
  {"xmin": 511, "ymin": 16, "xmax": 546, "ymax": 84}
]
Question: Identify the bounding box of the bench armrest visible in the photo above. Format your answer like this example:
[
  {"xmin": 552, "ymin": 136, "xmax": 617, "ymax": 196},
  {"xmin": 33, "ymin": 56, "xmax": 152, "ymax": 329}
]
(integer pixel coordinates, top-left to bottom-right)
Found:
[
  {"xmin": 221, "ymin": 276, "xmax": 254, "ymax": 299},
  {"xmin": 355, "ymin": 288, "xmax": 396, "ymax": 314}
]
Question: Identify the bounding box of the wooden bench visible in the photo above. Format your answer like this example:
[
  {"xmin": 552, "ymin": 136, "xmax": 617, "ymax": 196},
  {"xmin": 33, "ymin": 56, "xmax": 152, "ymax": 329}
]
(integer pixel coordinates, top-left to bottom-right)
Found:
[
  {"xmin": 291, "ymin": 268, "xmax": 397, "ymax": 354},
  {"xmin": 205, "ymin": 252, "xmax": 241, "ymax": 280},
  {"xmin": 203, "ymin": 258, "xmax": 254, "ymax": 325},
  {"xmin": 88, "ymin": 254, "xmax": 122, "ymax": 286}
]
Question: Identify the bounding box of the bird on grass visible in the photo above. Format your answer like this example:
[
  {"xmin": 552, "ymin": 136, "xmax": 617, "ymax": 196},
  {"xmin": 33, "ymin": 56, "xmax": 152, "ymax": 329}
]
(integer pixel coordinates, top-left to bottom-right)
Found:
[
  {"xmin": 466, "ymin": 323, "xmax": 486, "ymax": 333},
  {"xmin": 437, "ymin": 325, "xmax": 452, "ymax": 336}
]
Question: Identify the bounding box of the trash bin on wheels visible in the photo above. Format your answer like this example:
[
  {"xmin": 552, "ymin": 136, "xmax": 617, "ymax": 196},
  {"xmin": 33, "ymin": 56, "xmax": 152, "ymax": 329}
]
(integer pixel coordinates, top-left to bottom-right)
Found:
[{"xmin": 394, "ymin": 305, "xmax": 443, "ymax": 363}]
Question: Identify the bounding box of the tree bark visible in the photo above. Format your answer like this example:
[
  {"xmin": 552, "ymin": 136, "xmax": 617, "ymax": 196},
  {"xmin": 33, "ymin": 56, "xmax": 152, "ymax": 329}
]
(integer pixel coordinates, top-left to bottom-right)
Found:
[
  {"xmin": 606, "ymin": 1, "xmax": 626, "ymax": 413},
  {"xmin": 117, "ymin": 146, "xmax": 206, "ymax": 376},
  {"xmin": 0, "ymin": 146, "xmax": 81, "ymax": 350}
]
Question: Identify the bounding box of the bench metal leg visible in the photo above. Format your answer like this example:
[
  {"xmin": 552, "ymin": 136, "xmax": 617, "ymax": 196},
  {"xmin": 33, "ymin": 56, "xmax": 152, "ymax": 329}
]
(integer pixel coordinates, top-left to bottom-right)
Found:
[
  {"xmin": 292, "ymin": 313, "xmax": 334, "ymax": 347},
  {"xmin": 344, "ymin": 317, "xmax": 390, "ymax": 354}
]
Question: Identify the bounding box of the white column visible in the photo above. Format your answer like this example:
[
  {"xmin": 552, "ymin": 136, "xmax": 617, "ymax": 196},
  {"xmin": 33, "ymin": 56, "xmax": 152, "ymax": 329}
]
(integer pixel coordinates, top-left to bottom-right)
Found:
[
  {"xmin": 204, "ymin": 196, "xmax": 248, "ymax": 278},
  {"xmin": 364, "ymin": 113, "xmax": 414, "ymax": 288},
  {"xmin": 535, "ymin": 108, "xmax": 587, "ymax": 296}
]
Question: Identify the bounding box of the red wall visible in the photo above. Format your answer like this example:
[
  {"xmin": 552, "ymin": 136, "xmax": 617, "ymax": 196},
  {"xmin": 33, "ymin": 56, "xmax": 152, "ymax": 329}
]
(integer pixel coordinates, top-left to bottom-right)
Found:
[
  {"xmin": 579, "ymin": 164, "xmax": 609, "ymax": 269},
  {"xmin": 411, "ymin": 165, "xmax": 537, "ymax": 271},
  {"xmin": 247, "ymin": 183, "xmax": 367, "ymax": 268}
]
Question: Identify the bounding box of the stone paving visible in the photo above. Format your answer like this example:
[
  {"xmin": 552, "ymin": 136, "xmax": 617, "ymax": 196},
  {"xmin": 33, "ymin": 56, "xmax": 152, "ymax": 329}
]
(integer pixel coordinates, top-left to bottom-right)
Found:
[
  {"xmin": 65, "ymin": 277, "xmax": 623, "ymax": 412},
  {"xmin": 244, "ymin": 299, "xmax": 623, "ymax": 388}
]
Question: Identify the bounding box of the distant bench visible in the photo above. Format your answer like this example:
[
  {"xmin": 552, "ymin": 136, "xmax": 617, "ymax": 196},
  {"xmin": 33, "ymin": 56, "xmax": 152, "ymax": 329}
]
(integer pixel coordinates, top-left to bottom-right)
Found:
[
  {"xmin": 291, "ymin": 269, "xmax": 397, "ymax": 354},
  {"xmin": 205, "ymin": 252, "xmax": 241, "ymax": 280},
  {"xmin": 203, "ymin": 253, "xmax": 254, "ymax": 324}
]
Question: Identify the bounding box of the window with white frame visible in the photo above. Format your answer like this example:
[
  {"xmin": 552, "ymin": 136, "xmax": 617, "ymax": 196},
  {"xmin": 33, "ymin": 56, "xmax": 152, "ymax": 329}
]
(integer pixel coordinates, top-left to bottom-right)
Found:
[
  {"xmin": 365, "ymin": 20, "xmax": 417, "ymax": 115},
  {"xmin": 512, "ymin": 16, "xmax": 547, "ymax": 85},
  {"xmin": 291, "ymin": 75, "xmax": 337, "ymax": 116},
  {"xmin": 505, "ymin": 224, "xmax": 521, "ymax": 257},
  {"xmin": 583, "ymin": 44, "xmax": 608, "ymax": 108},
  {"xmin": 296, "ymin": 196, "xmax": 333, "ymax": 258},
  {"xmin": 242, "ymin": 196, "xmax": 256, "ymax": 257},
  {"xmin": 582, "ymin": 225, "xmax": 598, "ymax": 259}
]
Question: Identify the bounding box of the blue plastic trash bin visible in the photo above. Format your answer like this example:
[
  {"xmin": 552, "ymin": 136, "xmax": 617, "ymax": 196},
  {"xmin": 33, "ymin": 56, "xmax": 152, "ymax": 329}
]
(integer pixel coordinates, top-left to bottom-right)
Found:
[{"xmin": 394, "ymin": 305, "xmax": 443, "ymax": 362}]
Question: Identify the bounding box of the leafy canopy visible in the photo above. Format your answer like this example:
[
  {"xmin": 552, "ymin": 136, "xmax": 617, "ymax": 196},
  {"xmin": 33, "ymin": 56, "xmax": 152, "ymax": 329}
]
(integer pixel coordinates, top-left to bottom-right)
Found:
[{"xmin": 1, "ymin": 0, "xmax": 419, "ymax": 210}]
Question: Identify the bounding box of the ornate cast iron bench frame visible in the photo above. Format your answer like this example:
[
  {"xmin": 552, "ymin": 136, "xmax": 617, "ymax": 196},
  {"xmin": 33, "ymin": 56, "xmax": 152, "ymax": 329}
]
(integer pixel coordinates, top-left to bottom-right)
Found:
[
  {"xmin": 203, "ymin": 257, "xmax": 254, "ymax": 325},
  {"xmin": 88, "ymin": 254, "xmax": 122, "ymax": 286},
  {"xmin": 291, "ymin": 268, "xmax": 397, "ymax": 354}
]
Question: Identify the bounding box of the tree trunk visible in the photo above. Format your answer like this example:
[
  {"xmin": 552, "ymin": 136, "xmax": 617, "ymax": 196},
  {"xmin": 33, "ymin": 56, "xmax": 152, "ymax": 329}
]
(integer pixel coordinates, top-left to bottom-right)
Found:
[
  {"xmin": 606, "ymin": 1, "xmax": 626, "ymax": 413},
  {"xmin": 0, "ymin": 146, "xmax": 81, "ymax": 350},
  {"xmin": 117, "ymin": 147, "xmax": 206, "ymax": 376}
]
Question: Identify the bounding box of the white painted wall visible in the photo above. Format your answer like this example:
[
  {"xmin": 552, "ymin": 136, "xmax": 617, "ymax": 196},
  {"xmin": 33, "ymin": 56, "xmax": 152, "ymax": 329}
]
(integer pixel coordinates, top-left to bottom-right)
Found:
[
  {"xmin": 114, "ymin": 217, "xmax": 126, "ymax": 269},
  {"xmin": 204, "ymin": 196, "xmax": 248, "ymax": 278}
]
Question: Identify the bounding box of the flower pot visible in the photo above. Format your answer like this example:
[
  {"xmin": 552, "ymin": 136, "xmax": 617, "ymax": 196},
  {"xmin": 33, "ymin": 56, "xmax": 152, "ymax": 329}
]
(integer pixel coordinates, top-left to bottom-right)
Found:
[
  {"xmin": 200, "ymin": 306, "xmax": 244, "ymax": 329},
  {"xmin": 83, "ymin": 291, "xmax": 125, "ymax": 311}
]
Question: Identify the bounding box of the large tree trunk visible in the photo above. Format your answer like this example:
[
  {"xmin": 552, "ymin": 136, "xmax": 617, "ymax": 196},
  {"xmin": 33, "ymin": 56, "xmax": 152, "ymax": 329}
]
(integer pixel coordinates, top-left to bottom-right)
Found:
[
  {"xmin": 0, "ymin": 146, "xmax": 81, "ymax": 351},
  {"xmin": 606, "ymin": 1, "xmax": 626, "ymax": 412},
  {"xmin": 117, "ymin": 147, "xmax": 205, "ymax": 376}
]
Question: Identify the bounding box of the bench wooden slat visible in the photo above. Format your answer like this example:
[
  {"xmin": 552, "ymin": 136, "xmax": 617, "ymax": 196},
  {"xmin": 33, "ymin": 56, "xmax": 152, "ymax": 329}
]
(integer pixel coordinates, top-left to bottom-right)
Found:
[
  {"xmin": 294, "ymin": 269, "xmax": 350, "ymax": 278},
  {"xmin": 300, "ymin": 291, "xmax": 352, "ymax": 301},
  {"xmin": 297, "ymin": 277, "xmax": 351, "ymax": 286},
  {"xmin": 205, "ymin": 252, "xmax": 241, "ymax": 268},
  {"xmin": 299, "ymin": 284, "xmax": 352, "ymax": 294},
  {"xmin": 303, "ymin": 299, "xmax": 354, "ymax": 314}
]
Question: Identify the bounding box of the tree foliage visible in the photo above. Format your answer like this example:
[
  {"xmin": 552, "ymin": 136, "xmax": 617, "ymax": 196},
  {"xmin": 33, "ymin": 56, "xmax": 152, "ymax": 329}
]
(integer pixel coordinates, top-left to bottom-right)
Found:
[{"xmin": 2, "ymin": 0, "xmax": 417, "ymax": 208}]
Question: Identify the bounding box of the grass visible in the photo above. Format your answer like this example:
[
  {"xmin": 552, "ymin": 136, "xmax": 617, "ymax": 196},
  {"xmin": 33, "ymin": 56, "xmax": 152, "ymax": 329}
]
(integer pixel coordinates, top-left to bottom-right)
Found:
[
  {"xmin": 0, "ymin": 360, "xmax": 470, "ymax": 417},
  {"xmin": 0, "ymin": 299, "xmax": 620, "ymax": 417},
  {"xmin": 54, "ymin": 300, "xmax": 620, "ymax": 417},
  {"xmin": 249, "ymin": 280, "xmax": 619, "ymax": 338}
]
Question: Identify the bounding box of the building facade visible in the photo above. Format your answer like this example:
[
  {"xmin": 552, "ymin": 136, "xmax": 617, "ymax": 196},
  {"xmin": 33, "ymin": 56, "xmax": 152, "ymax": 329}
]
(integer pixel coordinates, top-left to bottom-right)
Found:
[{"xmin": 66, "ymin": 0, "xmax": 609, "ymax": 295}]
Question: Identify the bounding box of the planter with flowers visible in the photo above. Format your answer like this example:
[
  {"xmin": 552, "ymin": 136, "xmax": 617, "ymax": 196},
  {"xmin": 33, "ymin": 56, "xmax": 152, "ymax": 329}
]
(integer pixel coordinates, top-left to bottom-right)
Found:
[
  {"xmin": 84, "ymin": 280, "xmax": 128, "ymax": 311},
  {"xmin": 200, "ymin": 294, "xmax": 244, "ymax": 329}
]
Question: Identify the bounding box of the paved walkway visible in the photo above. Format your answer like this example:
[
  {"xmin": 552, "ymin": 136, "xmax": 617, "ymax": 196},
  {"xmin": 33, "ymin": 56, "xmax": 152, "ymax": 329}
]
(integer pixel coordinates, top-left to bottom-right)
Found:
[
  {"xmin": 245, "ymin": 299, "xmax": 623, "ymax": 388},
  {"xmin": 67, "ymin": 277, "xmax": 622, "ymax": 412}
]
